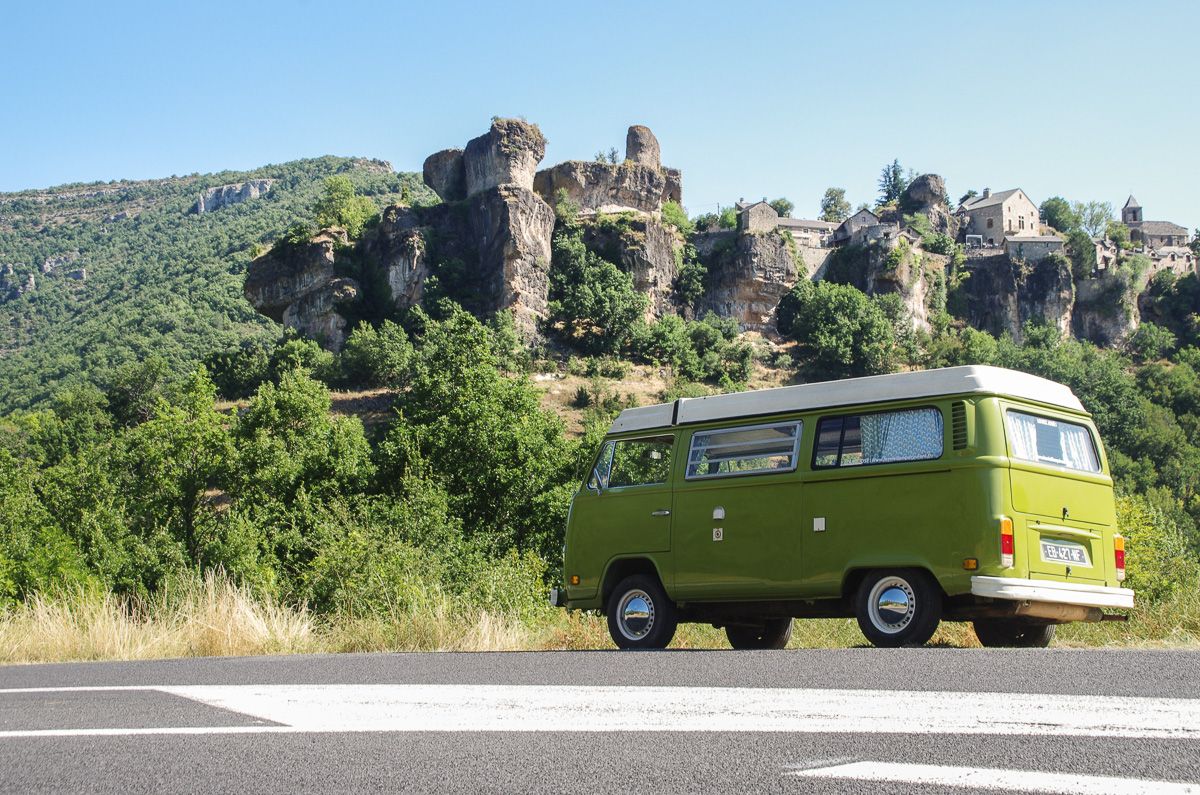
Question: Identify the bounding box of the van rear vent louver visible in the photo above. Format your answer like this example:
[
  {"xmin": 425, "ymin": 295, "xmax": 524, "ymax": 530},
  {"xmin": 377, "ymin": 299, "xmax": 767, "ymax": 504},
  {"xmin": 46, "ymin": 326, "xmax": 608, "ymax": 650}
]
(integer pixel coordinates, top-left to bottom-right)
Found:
[{"xmin": 951, "ymin": 401, "xmax": 968, "ymax": 450}]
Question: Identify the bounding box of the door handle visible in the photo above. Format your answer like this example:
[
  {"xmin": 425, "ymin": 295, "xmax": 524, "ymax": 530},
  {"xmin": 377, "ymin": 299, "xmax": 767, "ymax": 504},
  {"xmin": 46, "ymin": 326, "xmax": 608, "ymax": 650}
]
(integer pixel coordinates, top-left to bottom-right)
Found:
[{"xmin": 651, "ymin": 509, "xmax": 671, "ymax": 517}]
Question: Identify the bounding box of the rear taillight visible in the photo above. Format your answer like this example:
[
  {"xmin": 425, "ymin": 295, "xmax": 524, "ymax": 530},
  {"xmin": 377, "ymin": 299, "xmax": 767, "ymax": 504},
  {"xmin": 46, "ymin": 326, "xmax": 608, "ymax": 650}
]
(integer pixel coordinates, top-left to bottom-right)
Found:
[
  {"xmin": 1000, "ymin": 517, "xmax": 1014, "ymax": 568},
  {"xmin": 1114, "ymin": 535, "xmax": 1126, "ymax": 582}
]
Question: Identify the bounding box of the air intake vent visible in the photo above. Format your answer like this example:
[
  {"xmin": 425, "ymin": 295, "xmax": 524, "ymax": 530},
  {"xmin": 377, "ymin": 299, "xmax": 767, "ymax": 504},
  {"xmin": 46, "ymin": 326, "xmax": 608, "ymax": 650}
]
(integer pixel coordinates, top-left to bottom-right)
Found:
[{"xmin": 951, "ymin": 401, "xmax": 968, "ymax": 450}]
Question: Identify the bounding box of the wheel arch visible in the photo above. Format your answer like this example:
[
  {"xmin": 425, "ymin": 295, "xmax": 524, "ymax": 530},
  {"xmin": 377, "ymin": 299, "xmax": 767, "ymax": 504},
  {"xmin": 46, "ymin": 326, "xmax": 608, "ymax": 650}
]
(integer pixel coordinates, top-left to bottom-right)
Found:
[
  {"xmin": 601, "ymin": 557, "xmax": 666, "ymax": 606},
  {"xmin": 841, "ymin": 564, "xmax": 948, "ymax": 603}
]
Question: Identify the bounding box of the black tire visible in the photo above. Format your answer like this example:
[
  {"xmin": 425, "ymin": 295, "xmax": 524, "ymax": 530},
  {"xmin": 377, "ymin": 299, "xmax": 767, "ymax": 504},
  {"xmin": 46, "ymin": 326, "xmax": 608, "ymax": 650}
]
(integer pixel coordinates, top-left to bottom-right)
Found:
[
  {"xmin": 726, "ymin": 618, "xmax": 794, "ymax": 650},
  {"xmin": 854, "ymin": 569, "xmax": 942, "ymax": 648},
  {"xmin": 973, "ymin": 619, "xmax": 1056, "ymax": 648},
  {"xmin": 606, "ymin": 574, "xmax": 678, "ymax": 650}
]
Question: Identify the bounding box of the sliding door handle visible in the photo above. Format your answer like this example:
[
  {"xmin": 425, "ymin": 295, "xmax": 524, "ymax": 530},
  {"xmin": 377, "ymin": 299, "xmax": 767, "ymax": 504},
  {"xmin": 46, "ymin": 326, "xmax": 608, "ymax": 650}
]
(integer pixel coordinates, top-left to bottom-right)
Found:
[{"xmin": 651, "ymin": 509, "xmax": 671, "ymax": 517}]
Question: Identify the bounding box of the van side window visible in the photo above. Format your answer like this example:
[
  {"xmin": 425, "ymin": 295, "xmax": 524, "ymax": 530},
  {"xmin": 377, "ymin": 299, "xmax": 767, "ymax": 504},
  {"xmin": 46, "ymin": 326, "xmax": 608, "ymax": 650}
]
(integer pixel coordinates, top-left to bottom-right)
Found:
[
  {"xmin": 686, "ymin": 421, "xmax": 802, "ymax": 480},
  {"xmin": 813, "ymin": 407, "xmax": 943, "ymax": 468},
  {"xmin": 1005, "ymin": 411, "xmax": 1099, "ymax": 472},
  {"xmin": 606, "ymin": 436, "xmax": 674, "ymax": 488}
]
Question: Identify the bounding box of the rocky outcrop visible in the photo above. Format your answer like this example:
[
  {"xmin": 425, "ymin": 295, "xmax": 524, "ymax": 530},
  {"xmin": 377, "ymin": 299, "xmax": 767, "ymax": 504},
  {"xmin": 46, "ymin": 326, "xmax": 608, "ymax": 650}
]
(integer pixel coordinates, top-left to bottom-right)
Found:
[
  {"xmin": 533, "ymin": 124, "xmax": 680, "ymax": 214},
  {"xmin": 1074, "ymin": 269, "xmax": 1139, "ymax": 344},
  {"xmin": 696, "ymin": 230, "xmax": 801, "ymax": 331},
  {"xmin": 364, "ymin": 206, "xmax": 428, "ymax": 309},
  {"xmin": 581, "ymin": 216, "xmax": 679, "ymax": 318},
  {"xmin": 626, "ymin": 125, "xmax": 660, "ymax": 167},
  {"xmin": 244, "ymin": 228, "xmax": 358, "ymax": 350},
  {"xmin": 462, "ymin": 118, "xmax": 545, "ymax": 196},
  {"xmin": 192, "ymin": 180, "xmax": 273, "ymax": 214},
  {"xmin": 422, "ymin": 149, "xmax": 465, "ymax": 202},
  {"xmin": 865, "ymin": 243, "xmax": 948, "ymax": 332},
  {"xmin": 955, "ymin": 252, "xmax": 1074, "ymax": 341},
  {"xmin": 534, "ymin": 160, "xmax": 668, "ymax": 215},
  {"xmin": 899, "ymin": 174, "xmax": 958, "ymax": 238}
]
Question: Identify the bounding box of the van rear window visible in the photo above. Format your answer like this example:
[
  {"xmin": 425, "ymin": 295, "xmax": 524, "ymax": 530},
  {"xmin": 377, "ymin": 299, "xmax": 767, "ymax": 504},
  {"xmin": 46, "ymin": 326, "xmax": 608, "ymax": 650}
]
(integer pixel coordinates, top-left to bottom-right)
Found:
[
  {"xmin": 1005, "ymin": 411, "xmax": 1099, "ymax": 473},
  {"xmin": 813, "ymin": 407, "xmax": 943, "ymax": 468},
  {"xmin": 686, "ymin": 421, "xmax": 802, "ymax": 480}
]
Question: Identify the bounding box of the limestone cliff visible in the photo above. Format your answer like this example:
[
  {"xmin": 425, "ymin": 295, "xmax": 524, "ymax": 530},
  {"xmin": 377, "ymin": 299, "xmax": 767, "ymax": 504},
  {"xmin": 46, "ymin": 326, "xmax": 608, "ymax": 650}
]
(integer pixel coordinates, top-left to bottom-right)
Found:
[
  {"xmin": 192, "ymin": 180, "xmax": 273, "ymax": 214},
  {"xmin": 1074, "ymin": 269, "xmax": 1140, "ymax": 344},
  {"xmin": 533, "ymin": 124, "xmax": 681, "ymax": 215},
  {"xmin": 243, "ymin": 228, "xmax": 358, "ymax": 349},
  {"xmin": 899, "ymin": 174, "xmax": 958, "ymax": 238},
  {"xmin": 953, "ymin": 252, "xmax": 1074, "ymax": 341},
  {"xmin": 580, "ymin": 215, "xmax": 680, "ymax": 318},
  {"xmin": 695, "ymin": 230, "xmax": 801, "ymax": 331}
]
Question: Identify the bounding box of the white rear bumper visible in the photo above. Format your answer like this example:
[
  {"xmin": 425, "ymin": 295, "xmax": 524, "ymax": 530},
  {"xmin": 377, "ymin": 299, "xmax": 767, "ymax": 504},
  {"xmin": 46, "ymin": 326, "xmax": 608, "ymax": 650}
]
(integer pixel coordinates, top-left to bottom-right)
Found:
[{"xmin": 971, "ymin": 576, "xmax": 1134, "ymax": 610}]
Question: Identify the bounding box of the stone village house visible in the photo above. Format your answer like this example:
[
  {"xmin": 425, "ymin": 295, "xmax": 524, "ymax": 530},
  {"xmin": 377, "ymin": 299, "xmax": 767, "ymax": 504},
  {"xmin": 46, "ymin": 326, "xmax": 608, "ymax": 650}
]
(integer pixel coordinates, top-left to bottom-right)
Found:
[
  {"xmin": 958, "ymin": 188, "xmax": 1041, "ymax": 246},
  {"xmin": 1121, "ymin": 196, "xmax": 1190, "ymax": 249}
]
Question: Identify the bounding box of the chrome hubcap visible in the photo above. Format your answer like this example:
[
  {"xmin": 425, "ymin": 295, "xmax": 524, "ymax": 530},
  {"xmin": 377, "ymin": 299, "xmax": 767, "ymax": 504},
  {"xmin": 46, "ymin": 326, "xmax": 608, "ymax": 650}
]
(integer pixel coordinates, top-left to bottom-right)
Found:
[
  {"xmin": 617, "ymin": 589, "xmax": 654, "ymax": 640},
  {"xmin": 868, "ymin": 577, "xmax": 916, "ymax": 634}
]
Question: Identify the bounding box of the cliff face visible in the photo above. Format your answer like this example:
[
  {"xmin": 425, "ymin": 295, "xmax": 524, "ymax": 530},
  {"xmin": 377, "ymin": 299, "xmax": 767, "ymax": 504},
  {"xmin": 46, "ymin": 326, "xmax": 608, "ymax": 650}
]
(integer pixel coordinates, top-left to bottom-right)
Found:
[
  {"xmin": 248, "ymin": 120, "xmax": 686, "ymax": 348},
  {"xmin": 954, "ymin": 252, "xmax": 1074, "ymax": 341},
  {"xmin": 1074, "ymin": 269, "xmax": 1140, "ymax": 344},
  {"xmin": 192, "ymin": 180, "xmax": 273, "ymax": 214},
  {"xmin": 696, "ymin": 230, "xmax": 801, "ymax": 331},
  {"xmin": 243, "ymin": 228, "xmax": 358, "ymax": 349},
  {"xmin": 532, "ymin": 125, "xmax": 681, "ymax": 215},
  {"xmin": 580, "ymin": 215, "xmax": 680, "ymax": 319}
]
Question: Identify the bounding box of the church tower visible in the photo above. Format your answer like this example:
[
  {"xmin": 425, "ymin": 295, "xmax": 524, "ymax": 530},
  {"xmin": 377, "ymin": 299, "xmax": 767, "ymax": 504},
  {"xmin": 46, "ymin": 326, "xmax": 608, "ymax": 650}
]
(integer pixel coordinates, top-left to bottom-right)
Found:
[{"xmin": 1122, "ymin": 195, "xmax": 1143, "ymax": 226}]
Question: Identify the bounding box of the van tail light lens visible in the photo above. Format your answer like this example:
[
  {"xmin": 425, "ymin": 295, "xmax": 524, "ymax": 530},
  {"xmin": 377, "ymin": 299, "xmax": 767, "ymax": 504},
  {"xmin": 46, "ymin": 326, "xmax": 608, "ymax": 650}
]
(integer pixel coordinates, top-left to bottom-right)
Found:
[
  {"xmin": 1000, "ymin": 517, "xmax": 1014, "ymax": 568},
  {"xmin": 1114, "ymin": 535, "xmax": 1126, "ymax": 582}
]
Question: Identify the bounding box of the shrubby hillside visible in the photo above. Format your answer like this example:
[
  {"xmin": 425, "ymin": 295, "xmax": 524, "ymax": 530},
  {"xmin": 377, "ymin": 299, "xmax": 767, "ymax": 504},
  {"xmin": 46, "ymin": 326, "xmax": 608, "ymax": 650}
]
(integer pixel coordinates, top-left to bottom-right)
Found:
[{"xmin": 0, "ymin": 157, "xmax": 430, "ymax": 411}]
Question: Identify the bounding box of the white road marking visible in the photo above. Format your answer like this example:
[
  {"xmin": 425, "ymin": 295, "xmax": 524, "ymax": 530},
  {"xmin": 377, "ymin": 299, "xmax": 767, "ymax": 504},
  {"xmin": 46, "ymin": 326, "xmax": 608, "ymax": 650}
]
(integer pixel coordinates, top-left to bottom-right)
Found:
[
  {"xmin": 787, "ymin": 761, "xmax": 1200, "ymax": 794},
  {"xmin": 0, "ymin": 684, "xmax": 1198, "ymax": 739}
]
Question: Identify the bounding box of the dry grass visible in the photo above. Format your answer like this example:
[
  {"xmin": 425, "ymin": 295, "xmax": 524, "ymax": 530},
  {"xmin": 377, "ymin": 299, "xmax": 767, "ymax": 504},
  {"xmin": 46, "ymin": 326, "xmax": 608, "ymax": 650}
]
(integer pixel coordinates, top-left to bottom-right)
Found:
[{"xmin": 3, "ymin": 573, "xmax": 1197, "ymax": 665}]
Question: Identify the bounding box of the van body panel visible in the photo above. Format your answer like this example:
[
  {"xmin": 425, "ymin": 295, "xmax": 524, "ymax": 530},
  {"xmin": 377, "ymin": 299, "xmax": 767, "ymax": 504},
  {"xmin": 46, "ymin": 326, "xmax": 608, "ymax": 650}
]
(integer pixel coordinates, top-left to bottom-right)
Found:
[
  {"xmin": 565, "ymin": 479, "xmax": 674, "ymax": 601},
  {"xmin": 671, "ymin": 476, "xmax": 803, "ymax": 600}
]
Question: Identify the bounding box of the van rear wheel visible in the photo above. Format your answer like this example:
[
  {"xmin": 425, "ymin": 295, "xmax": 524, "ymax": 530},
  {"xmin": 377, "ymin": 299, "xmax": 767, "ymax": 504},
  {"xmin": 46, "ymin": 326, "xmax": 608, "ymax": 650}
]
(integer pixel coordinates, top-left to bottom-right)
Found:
[
  {"xmin": 726, "ymin": 618, "xmax": 793, "ymax": 650},
  {"xmin": 973, "ymin": 619, "xmax": 1055, "ymax": 648},
  {"xmin": 854, "ymin": 569, "xmax": 942, "ymax": 648},
  {"xmin": 606, "ymin": 574, "xmax": 678, "ymax": 650}
]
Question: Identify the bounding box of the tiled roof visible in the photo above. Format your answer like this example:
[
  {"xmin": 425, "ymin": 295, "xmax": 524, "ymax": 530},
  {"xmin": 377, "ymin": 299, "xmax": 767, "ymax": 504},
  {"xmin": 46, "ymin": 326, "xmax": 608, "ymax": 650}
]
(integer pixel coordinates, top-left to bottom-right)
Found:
[
  {"xmin": 777, "ymin": 217, "xmax": 838, "ymax": 230},
  {"xmin": 1139, "ymin": 220, "xmax": 1188, "ymax": 236},
  {"xmin": 1123, "ymin": 195, "xmax": 1140, "ymax": 209},
  {"xmin": 961, "ymin": 189, "xmax": 1021, "ymax": 211}
]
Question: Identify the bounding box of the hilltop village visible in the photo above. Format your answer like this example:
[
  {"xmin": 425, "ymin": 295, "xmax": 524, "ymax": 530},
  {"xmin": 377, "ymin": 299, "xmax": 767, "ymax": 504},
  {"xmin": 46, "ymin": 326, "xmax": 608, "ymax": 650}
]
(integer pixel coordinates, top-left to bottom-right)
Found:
[{"xmin": 240, "ymin": 118, "xmax": 1196, "ymax": 354}]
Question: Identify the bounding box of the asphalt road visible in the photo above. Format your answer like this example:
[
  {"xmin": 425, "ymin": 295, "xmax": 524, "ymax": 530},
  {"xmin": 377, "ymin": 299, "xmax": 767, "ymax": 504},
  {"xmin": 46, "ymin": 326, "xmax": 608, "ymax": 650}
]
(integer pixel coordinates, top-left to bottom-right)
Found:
[{"xmin": 1, "ymin": 648, "xmax": 1198, "ymax": 794}]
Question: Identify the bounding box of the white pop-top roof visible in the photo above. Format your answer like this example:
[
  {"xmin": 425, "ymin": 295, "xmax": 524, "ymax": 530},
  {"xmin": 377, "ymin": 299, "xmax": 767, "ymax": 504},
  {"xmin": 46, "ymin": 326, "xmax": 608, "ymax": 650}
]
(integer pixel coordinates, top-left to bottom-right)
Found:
[{"xmin": 609, "ymin": 365, "xmax": 1085, "ymax": 435}]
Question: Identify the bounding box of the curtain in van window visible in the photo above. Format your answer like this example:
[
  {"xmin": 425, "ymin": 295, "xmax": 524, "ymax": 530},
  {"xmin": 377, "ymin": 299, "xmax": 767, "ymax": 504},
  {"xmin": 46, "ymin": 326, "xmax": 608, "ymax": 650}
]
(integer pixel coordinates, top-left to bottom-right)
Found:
[
  {"xmin": 860, "ymin": 408, "xmax": 942, "ymax": 464},
  {"xmin": 1006, "ymin": 411, "xmax": 1099, "ymax": 472}
]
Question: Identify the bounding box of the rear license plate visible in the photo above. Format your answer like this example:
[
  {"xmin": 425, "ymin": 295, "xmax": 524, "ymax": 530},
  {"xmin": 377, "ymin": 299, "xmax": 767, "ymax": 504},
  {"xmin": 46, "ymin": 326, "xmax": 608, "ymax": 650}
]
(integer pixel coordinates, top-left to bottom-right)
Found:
[{"xmin": 1040, "ymin": 539, "xmax": 1091, "ymax": 566}]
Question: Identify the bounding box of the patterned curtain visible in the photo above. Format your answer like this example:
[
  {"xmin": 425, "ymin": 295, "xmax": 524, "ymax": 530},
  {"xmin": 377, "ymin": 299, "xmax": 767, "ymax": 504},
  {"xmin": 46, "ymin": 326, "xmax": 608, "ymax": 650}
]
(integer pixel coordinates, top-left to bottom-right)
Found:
[{"xmin": 861, "ymin": 408, "xmax": 942, "ymax": 463}]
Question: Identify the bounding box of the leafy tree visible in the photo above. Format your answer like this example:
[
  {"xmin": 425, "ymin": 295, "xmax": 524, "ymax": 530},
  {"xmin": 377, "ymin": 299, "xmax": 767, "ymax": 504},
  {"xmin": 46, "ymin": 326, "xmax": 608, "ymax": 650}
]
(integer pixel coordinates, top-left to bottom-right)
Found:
[
  {"xmin": 877, "ymin": 159, "xmax": 909, "ymax": 205},
  {"xmin": 777, "ymin": 280, "xmax": 897, "ymax": 378},
  {"xmin": 1066, "ymin": 229, "xmax": 1097, "ymax": 281},
  {"xmin": 718, "ymin": 207, "xmax": 738, "ymax": 229},
  {"xmin": 674, "ymin": 257, "xmax": 707, "ymax": 308},
  {"xmin": 660, "ymin": 201, "xmax": 694, "ymax": 236},
  {"xmin": 1071, "ymin": 200, "xmax": 1114, "ymax": 238},
  {"xmin": 314, "ymin": 175, "xmax": 376, "ymax": 239},
  {"xmin": 958, "ymin": 190, "xmax": 978, "ymax": 206},
  {"xmin": 376, "ymin": 306, "xmax": 576, "ymax": 558},
  {"xmin": 819, "ymin": 188, "xmax": 851, "ymax": 223},
  {"xmin": 1129, "ymin": 323, "xmax": 1177, "ymax": 362},
  {"xmin": 547, "ymin": 225, "xmax": 647, "ymax": 355},
  {"xmin": 768, "ymin": 197, "xmax": 794, "ymax": 218},
  {"xmin": 1105, "ymin": 220, "xmax": 1131, "ymax": 248},
  {"xmin": 118, "ymin": 368, "xmax": 234, "ymax": 561},
  {"xmin": 337, "ymin": 321, "xmax": 413, "ymax": 388},
  {"xmin": 1040, "ymin": 197, "xmax": 1080, "ymax": 233},
  {"xmin": 1191, "ymin": 229, "xmax": 1200, "ymax": 258}
]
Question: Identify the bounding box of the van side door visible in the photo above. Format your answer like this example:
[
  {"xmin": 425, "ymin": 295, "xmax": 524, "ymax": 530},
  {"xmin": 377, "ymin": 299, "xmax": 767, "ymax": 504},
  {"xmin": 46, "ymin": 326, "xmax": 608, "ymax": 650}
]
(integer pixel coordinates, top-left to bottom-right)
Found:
[
  {"xmin": 671, "ymin": 421, "xmax": 804, "ymax": 601},
  {"xmin": 566, "ymin": 435, "xmax": 676, "ymax": 596}
]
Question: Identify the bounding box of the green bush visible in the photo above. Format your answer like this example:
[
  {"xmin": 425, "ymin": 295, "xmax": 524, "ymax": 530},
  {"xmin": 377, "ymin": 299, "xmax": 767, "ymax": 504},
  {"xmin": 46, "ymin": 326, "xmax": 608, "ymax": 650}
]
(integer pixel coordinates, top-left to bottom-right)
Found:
[
  {"xmin": 660, "ymin": 201, "xmax": 694, "ymax": 236},
  {"xmin": 777, "ymin": 280, "xmax": 897, "ymax": 378}
]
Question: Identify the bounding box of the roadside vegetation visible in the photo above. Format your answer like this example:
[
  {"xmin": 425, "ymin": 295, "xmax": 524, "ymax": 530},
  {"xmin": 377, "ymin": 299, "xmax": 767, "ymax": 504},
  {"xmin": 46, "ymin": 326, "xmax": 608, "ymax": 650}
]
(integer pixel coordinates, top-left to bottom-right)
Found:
[{"xmin": 3, "ymin": 176, "xmax": 1200, "ymax": 662}]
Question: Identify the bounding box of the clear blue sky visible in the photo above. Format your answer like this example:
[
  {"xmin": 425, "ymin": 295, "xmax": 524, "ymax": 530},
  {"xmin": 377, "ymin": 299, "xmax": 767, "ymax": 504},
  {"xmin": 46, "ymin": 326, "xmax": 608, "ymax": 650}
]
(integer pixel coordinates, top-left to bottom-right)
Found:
[{"xmin": 2, "ymin": 0, "xmax": 1196, "ymax": 228}]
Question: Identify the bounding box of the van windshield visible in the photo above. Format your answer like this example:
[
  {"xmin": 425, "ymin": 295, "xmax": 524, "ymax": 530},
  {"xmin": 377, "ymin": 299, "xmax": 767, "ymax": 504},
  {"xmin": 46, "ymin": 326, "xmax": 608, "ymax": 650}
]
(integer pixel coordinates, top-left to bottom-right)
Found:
[{"xmin": 1005, "ymin": 411, "xmax": 1099, "ymax": 473}]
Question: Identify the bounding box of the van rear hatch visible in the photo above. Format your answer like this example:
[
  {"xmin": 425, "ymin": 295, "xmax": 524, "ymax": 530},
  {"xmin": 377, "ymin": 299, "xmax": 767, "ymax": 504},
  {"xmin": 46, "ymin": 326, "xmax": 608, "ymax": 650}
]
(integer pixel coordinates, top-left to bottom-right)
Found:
[{"xmin": 1004, "ymin": 407, "xmax": 1114, "ymax": 584}]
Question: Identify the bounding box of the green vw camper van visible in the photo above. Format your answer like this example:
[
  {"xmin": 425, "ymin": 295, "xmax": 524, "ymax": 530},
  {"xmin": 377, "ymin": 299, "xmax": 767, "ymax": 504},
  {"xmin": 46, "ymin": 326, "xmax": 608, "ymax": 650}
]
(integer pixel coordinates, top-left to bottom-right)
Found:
[{"xmin": 550, "ymin": 365, "xmax": 1133, "ymax": 649}]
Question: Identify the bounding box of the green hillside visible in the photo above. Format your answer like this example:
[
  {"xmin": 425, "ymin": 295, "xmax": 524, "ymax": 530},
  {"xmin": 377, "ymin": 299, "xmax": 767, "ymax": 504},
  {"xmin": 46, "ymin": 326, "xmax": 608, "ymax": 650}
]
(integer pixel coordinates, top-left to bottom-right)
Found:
[{"xmin": 0, "ymin": 157, "xmax": 430, "ymax": 412}]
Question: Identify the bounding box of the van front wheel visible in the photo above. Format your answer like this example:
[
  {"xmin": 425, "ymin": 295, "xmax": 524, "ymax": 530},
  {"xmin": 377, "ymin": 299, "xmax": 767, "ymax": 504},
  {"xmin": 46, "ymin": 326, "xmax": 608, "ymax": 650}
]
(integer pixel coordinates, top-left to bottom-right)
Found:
[
  {"xmin": 606, "ymin": 574, "xmax": 678, "ymax": 650},
  {"xmin": 973, "ymin": 619, "xmax": 1055, "ymax": 648},
  {"xmin": 854, "ymin": 569, "xmax": 942, "ymax": 648}
]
